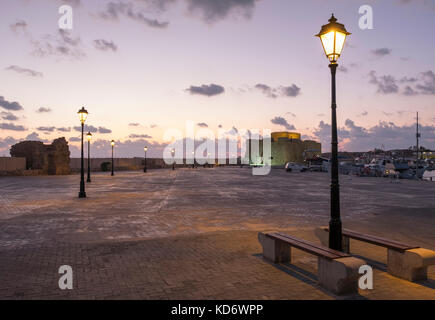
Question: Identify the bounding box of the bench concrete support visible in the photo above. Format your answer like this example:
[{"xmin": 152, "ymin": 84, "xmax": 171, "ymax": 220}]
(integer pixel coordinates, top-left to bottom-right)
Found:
[
  {"xmin": 258, "ymin": 232, "xmax": 291, "ymax": 263},
  {"xmin": 315, "ymin": 226, "xmax": 350, "ymax": 253},
  {"xmin": 318, "ymin": 256, "xmax": 365, "ymax": 295},
  {"xmin": 387, "ymin": 248, "xmax": 435, "ymax": 281}
]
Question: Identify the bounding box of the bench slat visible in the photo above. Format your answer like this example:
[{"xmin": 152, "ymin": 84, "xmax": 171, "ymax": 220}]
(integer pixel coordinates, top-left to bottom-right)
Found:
[
  {"xmin": 267, "ymin": 233, "xmax": 350, "ymax": 260},
  {"xmin": 322, "ymin": 227, "xmax": 419, "ymax": 251}
]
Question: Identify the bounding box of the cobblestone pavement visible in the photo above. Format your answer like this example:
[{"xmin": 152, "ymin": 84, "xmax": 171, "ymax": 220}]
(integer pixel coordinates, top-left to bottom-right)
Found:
[{"xmin": 0, "ymin": 168, "xmax": 434, "ymax": 299}]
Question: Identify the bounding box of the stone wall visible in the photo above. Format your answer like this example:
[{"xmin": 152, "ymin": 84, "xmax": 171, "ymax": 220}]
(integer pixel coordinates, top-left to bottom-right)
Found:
[
  {"xmin": 69, "ymin": 157, "xmax": 169, "ymax": 172},
  {"xmin": 0, "ymin": 157, "xmax": 26, "ymax": 174},
  {"xmin": 10, "ymin": 137, "xmax": 71, "ymax": 175}
]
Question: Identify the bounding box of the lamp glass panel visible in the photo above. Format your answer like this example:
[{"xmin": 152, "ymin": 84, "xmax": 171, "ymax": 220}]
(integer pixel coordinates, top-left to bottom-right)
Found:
[
  {"xmin": 334, "ymin": 31, "xmax": 346, "ymax": 56},
  {"xmin": 320, "ymin": 31, "xmax": 335, "ymax": 56},
  {"xmin": 79, "ymin": 111, "xmax": 87, "ymax": 123}
]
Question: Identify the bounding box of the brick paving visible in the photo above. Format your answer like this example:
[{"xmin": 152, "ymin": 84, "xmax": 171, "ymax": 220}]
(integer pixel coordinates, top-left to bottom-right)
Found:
[{"xmin": 0, "ymin": 168, "xmax": 434, "ymax": 299}]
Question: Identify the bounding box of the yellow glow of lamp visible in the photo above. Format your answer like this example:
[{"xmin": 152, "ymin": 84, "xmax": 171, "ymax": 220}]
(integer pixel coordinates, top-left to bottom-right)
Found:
[
  {"xmin": 144, "ymin": 146, "xmax": 148, "ymax": 152},
  {"xmin": 86, "ymin": 132, "xmax": 92, "ymax": 141},
  {"xmin": 316, "ymin": 14, "xmax": 350, "ymax": 63},
  {"xmin": 111, "ymin": 140, "xmax": 115, "ymax": 147},
  {"xmin": 77, "ymin": 107, "xmax": 88, "ymax": 124}
]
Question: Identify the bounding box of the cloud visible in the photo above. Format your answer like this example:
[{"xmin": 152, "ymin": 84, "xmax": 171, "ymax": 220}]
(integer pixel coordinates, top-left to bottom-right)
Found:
[
  {"xmin": 37, "ymin": 126, "xmax": 56, "ymax": 132},
  {"xmin": 338, "ymin": 65, "xmax": 350, "ymax": 73},
  {"xmin": 129, "ymin": 134, "xmax": 152, "ymax": 139},
  {"xmin": 10, "ymin": 20, "xmax": 27, "ymax": 33},
  {"xmin": 150, "ymin": 124, "xmax": 157, "ymax": 128},
  {"xmin": 369, "ymin": 70, "xmax": 435, "ymax": 95},
  {"xmin": 254, "ymin": 83, "xmax": 301, "ymax": 98},
  {"xmin": 72, "ymin": 125, "xmax": 111, "ymax": 134},
  {"xmin": 270, "ymin": 116, "xmax": 295, "ymax": 131},
  {"xmin": 57, "ymin": 127, "xmax": 71, "ymax": 132},
  {"xmin": 1, "ymin": 112, "xmax": 19, "ymax": 121},
  {"xmin": 403, "ymin": 86, "xmax": 418, "ymax": 96},
  {"xmin": 0, "ymin": 123, "xmax": 27, "ymax": 131},
  {"xmin": 186, "ymin": 83, "xmax": 225, "ymax": 96},
  {"xmin": 69, "ymin": 137, "xmax": 81, "ymax": 142},
  {"xmin": 368, "ymin": 71, "xmax": 399, "ymax": 94},
  {"xmin": 31, "ymin": 29, "xmax": 86, "ymax": 59},
  {"xmin": 36, "ymin": 107, "xmax": 52, "ymax": 113},
  {"xmin": 100, "ymin": 2, "xmax": 169, "ymax": 28},
  {"xmin": 0, "ymin": 136, "xmax": 19, "ymax": 152},
  {"xmin": 255, "ymin": 84, "xmax": 277, "ymax": 98},
  {"xmin": 0, "ymin": 96, "xmax": 24, "ymax": 111},
  {"xmin": 281, "ymin": 84, "xmax": 301, "ymax": 97},
  {"xmin": 371, "ymin": 48, "xmax": 392, "ymax": 57},
  {"xmin": 358, "ymin": 111, "xmax": 368, "ymax": 117},
  {"xmin": 6, "ymin": 65, "xmax": 43, "ymax": 77},
  {"xmin": 73, "ymin": 125, "xmax": 98, "ymax": 133},
  {"xmin": 94, "ymin": 39, "xmax": 118, "ymax": 52},
  {"xmin": 313, "ymin": 119, "xmax": 435, "ymax": 152},
  {"xmin": 197, "ymin": 122, "xmax": 208, "ymax": 128},
  {"xmin": 129, "ymin": 123, "xmax": 140, "ymax": 127},
  {"xmin": 415, "ymin": 70, "xmax": 435, "ymax": 94},
  {"xmin": 25, "ymin": 132, "xmax": 48, "ymax": 142},
  {"xmin": 98, "ymin": 126, "xmax": 112, "ymax": 134},
  {"xmin": 185, "ymin": 0, "xmax": 258, "ymax": 23}
]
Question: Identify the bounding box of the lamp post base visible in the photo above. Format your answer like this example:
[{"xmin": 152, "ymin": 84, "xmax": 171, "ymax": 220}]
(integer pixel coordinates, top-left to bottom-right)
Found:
[
  {"xmin": 78, "ymin": 191, "xmax": 86, "ymax": 198},
  {"xmin": 86, "ymin": 178, "xmax": 91, "ymax": 183},
  {"xmin": 143, "ymin": 167, "xmax": 147, "ymax": 173}
]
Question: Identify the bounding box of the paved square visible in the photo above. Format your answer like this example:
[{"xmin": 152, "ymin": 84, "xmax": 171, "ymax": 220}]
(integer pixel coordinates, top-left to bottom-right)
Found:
[{"xmin": 0, "ymin": 167, "xmax": 434, "ymax": 299}]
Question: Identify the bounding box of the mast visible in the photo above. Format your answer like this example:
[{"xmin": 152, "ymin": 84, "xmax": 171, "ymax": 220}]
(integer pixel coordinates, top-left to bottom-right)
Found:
[{"xmin": 416, "ymin": 112, "xmax": 420, "ymax": 166}]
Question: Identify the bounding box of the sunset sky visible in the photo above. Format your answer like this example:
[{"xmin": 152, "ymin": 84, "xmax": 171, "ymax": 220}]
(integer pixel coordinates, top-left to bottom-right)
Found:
[{"xmin": 1, "ymin": 0, "xmax": 434, "ymax": 157}]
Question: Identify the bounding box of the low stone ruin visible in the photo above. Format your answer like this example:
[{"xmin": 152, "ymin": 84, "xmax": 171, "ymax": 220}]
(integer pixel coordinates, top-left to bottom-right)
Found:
[{"xmin": 10, "ymin": 137, "xmax": 71, "ymax": 175}]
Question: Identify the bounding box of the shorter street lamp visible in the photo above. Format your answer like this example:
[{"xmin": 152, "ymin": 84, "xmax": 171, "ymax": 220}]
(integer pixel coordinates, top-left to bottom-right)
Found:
[
  {"xmin": 192, "ymin": 151, "xmax": 195, "ymax": 168},
  {"xmin": 144, "ymin": 146, "xmax": 148, "ymax": 173},
  {"xmin": 111, "ymin": 140, "xmax": 115, "ymax": 176},
  {"xmin": 171, "ymin": 148, "xmax": 175, "ymax": 170},
  {"xmin": 86, "ymin": 132, "xmax": 92, "ymax": 183},
  {"xmin": 78, "ymin": 107, "xmax": 88, "ymax": 198}
]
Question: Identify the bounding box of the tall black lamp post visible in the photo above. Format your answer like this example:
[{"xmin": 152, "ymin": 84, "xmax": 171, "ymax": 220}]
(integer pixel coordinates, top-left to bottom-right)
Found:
[
  {"xmin": 86, "ymin": 132, "xmax": 92, "ymax": 183},
  {"xmin": 316, "ymin": 14, "xmax": 350, "ymax": 251},
  {"xmin": 111, "ymin": 140, "xmax": 115, "ymax": 176},
  {"xmin": 77, "ymin": 107, "xmax": 88, "ymax": 198},
  {"xmin": 144, "ymin": 146, "xmax": 148, "ymax": 173},
  {"xmin": 171, "ymin": 148, "xmax": 175, "ymax": 170}
]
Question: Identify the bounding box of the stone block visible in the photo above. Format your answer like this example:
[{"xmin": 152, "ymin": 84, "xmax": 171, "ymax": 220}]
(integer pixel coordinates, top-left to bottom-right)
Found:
[
  {"xmin": 387, "ymin": 248, "xmax": 435, "ymax": 281},
  {"xmin": 318, "ymin": 256, "xmax": 365, "ymax": 295},
  {"xmin": 258, "ymin": 232, "xmax": 291, "ymax": 263}
]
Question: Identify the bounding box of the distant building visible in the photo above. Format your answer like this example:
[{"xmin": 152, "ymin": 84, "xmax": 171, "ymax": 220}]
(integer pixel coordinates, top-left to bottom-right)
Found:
[
  {"xmin": 246, "ymin": 131, "xmax": 321, "ymax": 166},
  {"xmin": 10, "ymin": 137, "xmax": 71, "ymax": 175}
]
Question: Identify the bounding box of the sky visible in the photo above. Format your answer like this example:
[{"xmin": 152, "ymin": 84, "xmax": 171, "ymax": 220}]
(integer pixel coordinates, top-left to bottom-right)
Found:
[{"xmin": 0, "ymin": 0, "xmax": 434, "ymax": 157}]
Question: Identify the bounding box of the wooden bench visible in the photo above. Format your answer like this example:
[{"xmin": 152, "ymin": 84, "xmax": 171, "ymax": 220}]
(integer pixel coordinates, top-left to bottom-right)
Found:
[
  {"xmin": 258, "ymin": 232, "xmax": 366, "ymax": 295},
  {"xmin": 315, "ymin": 226, "xmax": 435, "ymax": 281}
]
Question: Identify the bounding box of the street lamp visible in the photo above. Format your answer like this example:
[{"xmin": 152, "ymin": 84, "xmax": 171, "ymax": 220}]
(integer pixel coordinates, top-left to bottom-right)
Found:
[
  {"xmin": 111, "ymin": 140, "xmax": 115, "ymax": 176},
  {"xmin": 316, "ymin": 14, "xmax": 350, "ymax": 251},
  {"xmin": 171, "ymin": 148, "xmax": 175, "ymax": 170},
  {"xmin": 77, "ymin": 107, "xmax": 88, "ymax": 198},
  {"xmin": 86, "ymin": 132, "xmax": 92, "ymax": 183},
  {"xmin": 192, "ymin": 151, "xmax": 195, "ymax": 168},
  {"xmin": 144, "ymin": 146, "xmax": 148, "ymax": 173}
]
